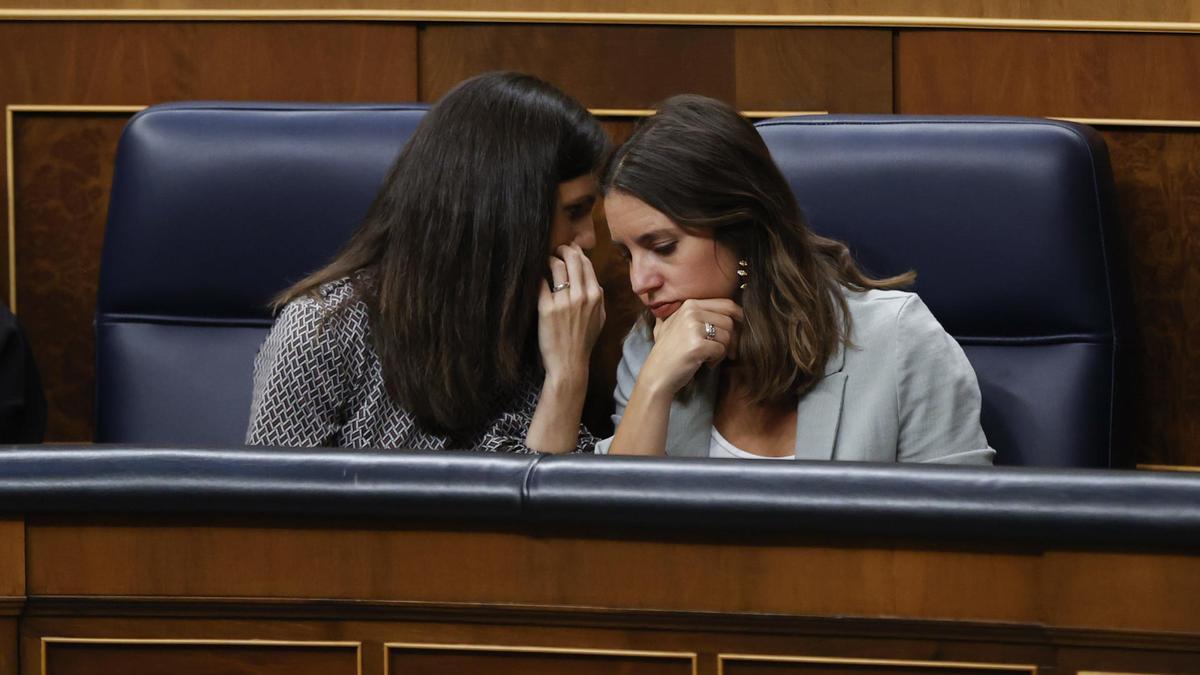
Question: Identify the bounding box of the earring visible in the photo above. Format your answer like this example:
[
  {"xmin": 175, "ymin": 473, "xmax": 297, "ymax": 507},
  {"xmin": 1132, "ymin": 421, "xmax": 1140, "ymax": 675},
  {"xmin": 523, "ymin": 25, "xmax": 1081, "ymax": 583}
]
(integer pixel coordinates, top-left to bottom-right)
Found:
[{"xmin": 737, "ymin": 259, "xmax": 749, "ymax": 289}]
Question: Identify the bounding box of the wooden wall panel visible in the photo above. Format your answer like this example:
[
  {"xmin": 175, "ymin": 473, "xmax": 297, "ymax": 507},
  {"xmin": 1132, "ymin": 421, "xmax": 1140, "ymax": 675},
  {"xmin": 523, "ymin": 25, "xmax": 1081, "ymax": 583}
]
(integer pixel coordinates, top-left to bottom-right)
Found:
[
  {"xmin": 0, "ymin": 22, "xmax": 418, "ymax": 104},
  {"xmin": 732, "ymin": 29, "xmax": 891, "ymax": 113},
  {"xmin": 895, "ymin": 29, "xmax": 1200, "ymax": 466},
  {"xmin": 420, "ymin": 25, "xmax": 891, "ymax": 111},
  {"xmin": 0, "ymin": 519, "xmax": 25, "ymax": 599},
  {"xmin": 41, "ymin": 641, "xmax": 359, "ymax": 675},
  {"xmin": 1101, "ymin": 129, "xmax": 1200, "ymax": 466},
  {"xmin": 1, "ymin": 21, "xmax": 419, "ymax": 440},
  {"xmin": 11, "ymin": 113, "xmax": 126, "ymax": 442},
  {"xmin": 421, "ymin": 25, "xmax": 739, "ymax": 106},
  {"xmin": 18, "ymin": 519, "xmax": 1200, "ymax": 673},
  {"xmin": 388, "ymin": 646, "xmax": 692, "ymax": 675},
  {"xmin": 895, "ymin": 31, "xmax": 1200, "ymax": 119},
  {"xmin": 17, "ymin": 611, "xmax": 1200, "ymax": 675},
  {"xmin": 25, "ymin": 520, "xmax": 1043, "ymax": 623},
  {"xmin": 0, "ymin": 619, "xmax": 14, "ymax": 675}
]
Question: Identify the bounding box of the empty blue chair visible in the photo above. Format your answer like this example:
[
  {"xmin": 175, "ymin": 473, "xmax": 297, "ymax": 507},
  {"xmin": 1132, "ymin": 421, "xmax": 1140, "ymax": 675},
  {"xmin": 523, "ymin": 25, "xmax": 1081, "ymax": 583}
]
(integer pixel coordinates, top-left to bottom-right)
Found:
[{"xmin": 757, "ymin": 116, "xmax": 1128, "ymax": 467}]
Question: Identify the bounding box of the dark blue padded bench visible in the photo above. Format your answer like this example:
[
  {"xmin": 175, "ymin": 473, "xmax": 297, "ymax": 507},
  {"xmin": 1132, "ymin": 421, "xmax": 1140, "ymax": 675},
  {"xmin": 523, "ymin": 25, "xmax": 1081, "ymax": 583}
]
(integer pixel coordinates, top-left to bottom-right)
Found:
[{"xmin": 97, "ymin": 105, "xmax": 1127, "ymax": 468}]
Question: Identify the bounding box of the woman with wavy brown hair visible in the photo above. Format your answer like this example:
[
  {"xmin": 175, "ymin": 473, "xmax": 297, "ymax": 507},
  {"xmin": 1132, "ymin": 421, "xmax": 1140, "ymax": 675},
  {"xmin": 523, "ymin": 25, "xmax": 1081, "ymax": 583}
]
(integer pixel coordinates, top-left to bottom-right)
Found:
[
  {"xmin": 597, "ymin": 95, "xmax": 993, "ymax": 463},
  {"xmin": 246, "ymin": 72, "xmax": 609, "ymax": 453}
]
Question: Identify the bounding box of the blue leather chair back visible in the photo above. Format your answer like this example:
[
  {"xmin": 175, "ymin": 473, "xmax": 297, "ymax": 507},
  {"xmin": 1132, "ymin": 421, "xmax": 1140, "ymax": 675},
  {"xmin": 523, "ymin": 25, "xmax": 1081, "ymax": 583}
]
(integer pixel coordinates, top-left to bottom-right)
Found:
[
  {"xmin": 97, "ymin": 102, "xmax": 427, "ymax": 444},
  {"xmin": 757, "ymin": 116, "xmax": 1128, "ymax": 467}
]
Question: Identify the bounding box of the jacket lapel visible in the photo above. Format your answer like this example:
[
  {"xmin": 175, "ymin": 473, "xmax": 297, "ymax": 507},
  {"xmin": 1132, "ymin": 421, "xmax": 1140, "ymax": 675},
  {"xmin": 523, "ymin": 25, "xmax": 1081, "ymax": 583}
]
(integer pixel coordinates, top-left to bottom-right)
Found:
[
  {"xmin": 793, "ymin": 342, "xmax": 848, "ymax": 461},
  {"xmin": 665, "ymin": 367, "xmax": 717, "ymax": 458}
]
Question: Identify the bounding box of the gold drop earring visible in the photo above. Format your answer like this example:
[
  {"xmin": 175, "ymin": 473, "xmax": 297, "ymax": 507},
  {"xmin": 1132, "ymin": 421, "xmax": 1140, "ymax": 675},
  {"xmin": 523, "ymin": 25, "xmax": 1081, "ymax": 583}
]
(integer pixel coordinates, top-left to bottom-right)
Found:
[{"xmin": 737, "ymin": 259, "xmax": 749, "ymax": 289}]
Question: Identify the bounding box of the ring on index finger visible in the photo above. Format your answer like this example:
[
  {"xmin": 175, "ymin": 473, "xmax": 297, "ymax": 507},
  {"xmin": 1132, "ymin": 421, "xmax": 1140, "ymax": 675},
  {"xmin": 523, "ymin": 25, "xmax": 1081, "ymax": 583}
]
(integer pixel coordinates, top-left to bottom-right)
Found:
[
  {"xmin": 703, "ymin": 322, "xmax": 718, "ymax": 341},
  {"xmin": 551, "ymin": 281, "xmax": 571, "ymax": 293}
]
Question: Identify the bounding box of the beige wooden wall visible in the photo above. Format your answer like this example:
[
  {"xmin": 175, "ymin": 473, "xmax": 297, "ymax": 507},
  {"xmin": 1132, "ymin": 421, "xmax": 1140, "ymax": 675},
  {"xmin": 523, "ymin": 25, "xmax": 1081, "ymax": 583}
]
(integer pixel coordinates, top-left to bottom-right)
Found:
[{"xmin": 2, "ymin": 5, "xmax": 1197, "ymax": 467}]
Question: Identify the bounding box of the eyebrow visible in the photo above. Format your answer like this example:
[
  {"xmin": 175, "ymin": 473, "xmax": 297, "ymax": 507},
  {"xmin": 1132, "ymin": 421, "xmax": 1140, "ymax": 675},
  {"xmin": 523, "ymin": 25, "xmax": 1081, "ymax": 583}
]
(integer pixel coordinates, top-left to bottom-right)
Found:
[
  {"xmin": 563, "ymin": 194, "xmax": 597, "ymax": 209},
  {"xmin": 634, "ymin": 228, "xmax": 677, "ymax": 246}
]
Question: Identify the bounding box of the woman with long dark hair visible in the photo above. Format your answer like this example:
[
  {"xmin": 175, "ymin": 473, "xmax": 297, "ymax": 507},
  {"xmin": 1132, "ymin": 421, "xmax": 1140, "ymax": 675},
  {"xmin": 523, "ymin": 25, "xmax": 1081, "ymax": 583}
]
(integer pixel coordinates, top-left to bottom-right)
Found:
[
  {"xmin": 598, "ymin": 95, "xmax": 993, "ymax": 463},
  {"xmin": 246, "ymin": 72, "xmax": 609, "ymax": 453}
]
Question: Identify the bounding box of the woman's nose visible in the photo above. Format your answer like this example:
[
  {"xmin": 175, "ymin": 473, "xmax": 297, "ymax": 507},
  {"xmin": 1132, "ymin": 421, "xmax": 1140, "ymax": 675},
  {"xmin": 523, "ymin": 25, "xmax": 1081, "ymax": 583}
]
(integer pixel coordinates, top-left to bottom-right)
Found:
[
  {"xmin": 573, "ymin": 221, "xmax": 596, "ymax": 251},
  {"xmin": 629, "ymin": 258, "xmax": 661, "ymax": 296}
]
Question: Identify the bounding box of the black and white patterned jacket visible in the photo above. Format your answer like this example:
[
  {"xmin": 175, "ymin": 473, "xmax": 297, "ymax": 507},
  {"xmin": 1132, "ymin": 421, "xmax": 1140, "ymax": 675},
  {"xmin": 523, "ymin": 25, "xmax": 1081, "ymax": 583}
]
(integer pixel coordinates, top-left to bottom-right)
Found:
[{"xmin": 246, "ymin": 277, "xmax": 596, "ymax": 453}]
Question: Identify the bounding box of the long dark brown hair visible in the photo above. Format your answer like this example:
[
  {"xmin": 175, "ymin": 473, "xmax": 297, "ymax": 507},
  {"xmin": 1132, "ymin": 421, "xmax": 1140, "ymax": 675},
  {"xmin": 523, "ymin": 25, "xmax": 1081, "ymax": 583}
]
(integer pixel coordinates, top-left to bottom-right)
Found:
[
  {"xmin": 279, "ymin": 72, "xmax": 609, "ymax": 435},
  {"xmin": 603, "ymin": 95, "xmax": 912, "ymax": 405}
]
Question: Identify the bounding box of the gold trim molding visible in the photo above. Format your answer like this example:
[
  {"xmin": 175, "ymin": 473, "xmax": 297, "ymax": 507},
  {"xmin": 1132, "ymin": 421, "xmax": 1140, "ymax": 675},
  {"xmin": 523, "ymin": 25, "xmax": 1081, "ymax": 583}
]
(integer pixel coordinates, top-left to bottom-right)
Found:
[
  {"xmin": 4, "ymin": 105, "xmax": 13, "ymax": 312},
  {"xmin": 384, "ymin": 642, "xmax": 698, "ymax": 675},
  {"xmin": 718, "ymin": 652, "xmax": 1037, "ymax": 673},
  {"xmin": 1052, "ymin": 116, "xmax": 1200, "ymax": 129},
  {"xmin": 41, "ymin": 637, "xmax": 363, "ymax": 675},
  {"xmin": 1139, "ymin": 463, "xmax": 1200, "ymax": 472},
  {"xmin": 4, "ymin": 9, "xmax": 1200, "ymax": 33},
  {"xmin": 593, "ymin": 108, "xmax": 827, "ymax": 119}
]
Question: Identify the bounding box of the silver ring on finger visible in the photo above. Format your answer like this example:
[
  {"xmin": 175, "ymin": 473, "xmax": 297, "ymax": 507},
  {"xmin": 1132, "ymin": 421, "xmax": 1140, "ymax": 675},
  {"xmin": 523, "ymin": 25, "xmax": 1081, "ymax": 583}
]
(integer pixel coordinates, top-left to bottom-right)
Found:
[
  {"xmin": 551, "ymin": 281, "xmax": 571, "ymax": 293},
  {"xmin": 703, "ymin": 321, "xmax": 718, "ymax": 341}
]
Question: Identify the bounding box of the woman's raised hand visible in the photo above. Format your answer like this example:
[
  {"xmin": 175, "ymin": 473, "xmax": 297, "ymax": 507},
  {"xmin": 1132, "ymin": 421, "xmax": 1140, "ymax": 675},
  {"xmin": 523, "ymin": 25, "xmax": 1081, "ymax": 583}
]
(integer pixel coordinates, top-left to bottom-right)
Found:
[
  {"xmin": 644, "ymin": 299, "xmax": 743, "ymax": 396},
  {"xmin": 537, "ymin": 243, "xmax": 606, "ymax": 379}
]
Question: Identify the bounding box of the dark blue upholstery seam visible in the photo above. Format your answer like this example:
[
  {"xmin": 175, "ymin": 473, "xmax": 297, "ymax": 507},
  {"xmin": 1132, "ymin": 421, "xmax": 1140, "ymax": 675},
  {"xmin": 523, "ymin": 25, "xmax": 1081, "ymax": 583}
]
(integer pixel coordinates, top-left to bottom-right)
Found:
[
  {"xmin": 96, "ymin": 315, "xmax": 273, "ymax": 328},
  {"xmin": 755, "ymin": 117, "xmax": 1067, "ymax": 129},
  {"xmin": 953, "ymin": 334, "xmax": 1110, "ymax": 346},
  {"xmin": 139, "ymin": 104, "xmax": 428, "ymax": 114},
  {"xmin": 92, "ymin": 317, "xmax": 1111, "ymax": 343},
  {"xmin": 520, "ymin": 454, "xmax": 544, "ymax": 518}
]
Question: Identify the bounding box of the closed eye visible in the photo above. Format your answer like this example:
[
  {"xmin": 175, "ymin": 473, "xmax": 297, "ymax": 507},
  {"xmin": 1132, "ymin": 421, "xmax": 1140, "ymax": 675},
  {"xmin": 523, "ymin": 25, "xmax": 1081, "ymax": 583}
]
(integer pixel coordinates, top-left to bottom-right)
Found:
[{"xmin": 566, "ymin": 196, "xmax": 596, "ymax": 221}]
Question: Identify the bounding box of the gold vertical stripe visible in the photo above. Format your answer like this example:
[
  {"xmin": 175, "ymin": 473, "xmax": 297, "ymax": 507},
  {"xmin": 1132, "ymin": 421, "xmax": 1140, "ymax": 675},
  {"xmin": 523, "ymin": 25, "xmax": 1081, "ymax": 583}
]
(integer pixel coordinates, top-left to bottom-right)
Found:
[{"xmin": 5, "ymin": 105, "xmax": 15, "ymax": 312}]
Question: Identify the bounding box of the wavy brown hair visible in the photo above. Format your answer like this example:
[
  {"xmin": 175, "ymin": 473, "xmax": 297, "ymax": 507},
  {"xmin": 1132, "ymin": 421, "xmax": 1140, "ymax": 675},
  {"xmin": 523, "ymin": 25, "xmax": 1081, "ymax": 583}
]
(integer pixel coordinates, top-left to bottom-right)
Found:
[
  {"xmin": 602, "ymin": 95, "xmax": 912, "ymax": 405},
  {"xmin": 278, "ymin": 72, "xmax": 608, "ymax": 435}
]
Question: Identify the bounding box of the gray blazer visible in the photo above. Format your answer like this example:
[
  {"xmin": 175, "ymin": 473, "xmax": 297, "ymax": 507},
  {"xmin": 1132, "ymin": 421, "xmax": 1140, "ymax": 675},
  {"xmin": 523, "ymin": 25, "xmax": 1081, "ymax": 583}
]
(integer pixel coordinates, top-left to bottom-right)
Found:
[{"xmin": 596, "ymin": 289, "xmax": 995, "ymax": 464}]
